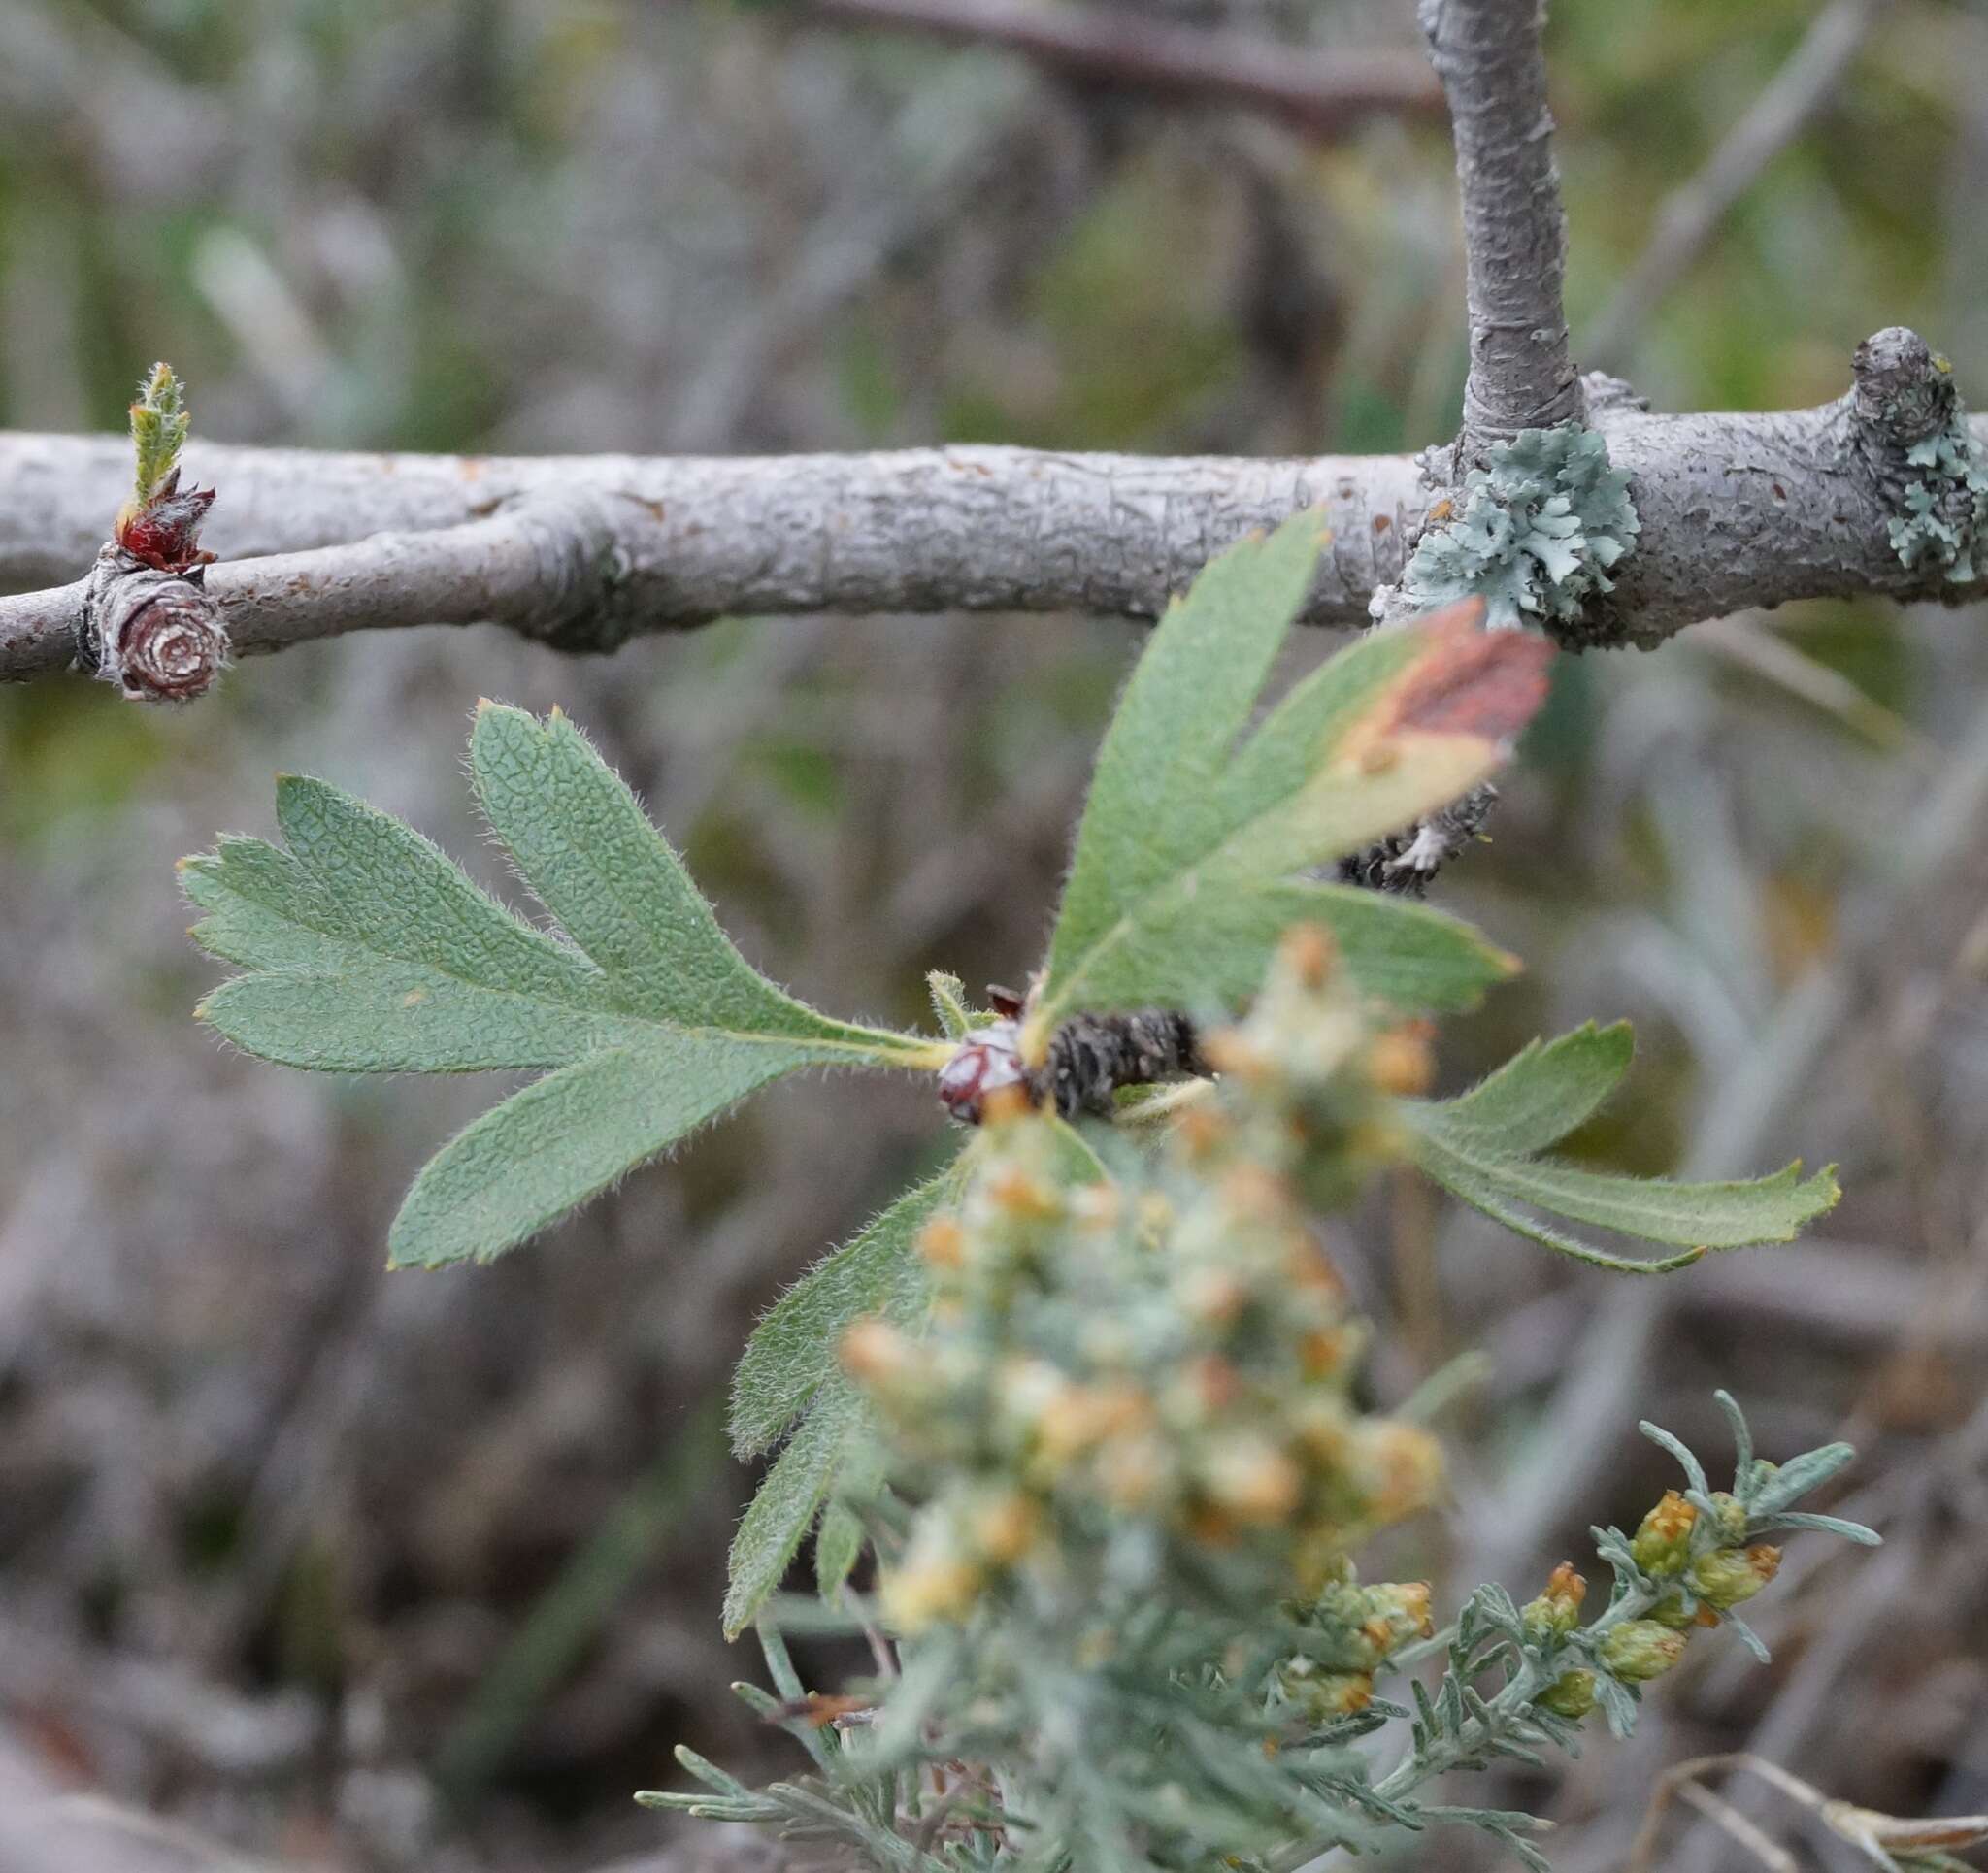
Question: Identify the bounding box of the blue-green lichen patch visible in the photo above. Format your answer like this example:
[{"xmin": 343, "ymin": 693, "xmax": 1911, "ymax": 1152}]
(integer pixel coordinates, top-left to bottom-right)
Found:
[
  {"xmin": 1887, "ymin": 401, "xmax": 1988, "ymax": 585},
  {"xmin": 1383, "ymin": 426, "xmax": 1640, "ymax": 633}
]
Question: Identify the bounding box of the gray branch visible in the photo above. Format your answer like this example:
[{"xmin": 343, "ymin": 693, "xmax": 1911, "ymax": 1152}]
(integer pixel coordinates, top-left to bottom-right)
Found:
[
  {"xmin": 0, "ymin": 330, "xmax": 1980, "ymax": 685},
  {"xmin": 1418, "ymin": 0, "xmax": 1581, "ymax": 454}
]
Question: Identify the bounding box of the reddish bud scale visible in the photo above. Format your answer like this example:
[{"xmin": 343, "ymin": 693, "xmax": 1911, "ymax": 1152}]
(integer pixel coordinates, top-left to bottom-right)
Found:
[
  {"xmin": 938, "ymin": 1019, "xmax": 1029, "ymax": 1125},
  {"xmin": 114, "ymin": 472, "xmax": 217, "ymax": 575}
]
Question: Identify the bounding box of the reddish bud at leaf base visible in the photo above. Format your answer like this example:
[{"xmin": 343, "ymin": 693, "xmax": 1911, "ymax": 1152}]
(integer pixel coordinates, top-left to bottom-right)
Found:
[
  {"xmin": 938, "ymin": 1018, "xmax": 1030, "ymax": 1124},
  {"xmin": 1599, "ymin": 1619, "xmax": 1688, "ymax": 1683},
  {"xmin": 115, "ymin": 471, "xmax": 217, "ymax": 575},
  {"xmin": 1687, "ymin": 1542, "xmax": 1781, "ymax": 1610},
  {"xmin": 1631, "ymin": 1490, "xmax": 1700, "ymax": 1574}
]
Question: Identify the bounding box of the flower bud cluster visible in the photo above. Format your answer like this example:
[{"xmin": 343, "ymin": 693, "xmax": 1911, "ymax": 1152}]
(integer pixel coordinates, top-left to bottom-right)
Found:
[
  {"xmin": 848, "ymin": 927, "xmax": 1443, "ymax": 1639},
  {"xmin": 1273, "ymin": 1573, "xmax": 1436, "ymax": 1724},
  {"xmin": 1512, "ymin": 1486, "xmax": 1787, "ymax": 1725}
]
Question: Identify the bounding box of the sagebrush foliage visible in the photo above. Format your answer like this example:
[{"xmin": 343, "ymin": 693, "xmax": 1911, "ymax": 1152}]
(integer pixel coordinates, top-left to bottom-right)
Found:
[{"xmin": 641, "ymin": 932, "xmax": 1873, "ymax": 1872}]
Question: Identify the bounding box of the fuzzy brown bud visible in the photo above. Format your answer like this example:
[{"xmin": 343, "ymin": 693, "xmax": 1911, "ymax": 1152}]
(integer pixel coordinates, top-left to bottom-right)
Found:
[{"xmin": 82, "ymin": 549, "xmax": 228, "ymax": 703}]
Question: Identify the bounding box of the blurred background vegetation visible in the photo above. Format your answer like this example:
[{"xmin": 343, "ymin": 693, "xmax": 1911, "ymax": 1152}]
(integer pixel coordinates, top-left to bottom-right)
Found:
[{"xmin": 2, "ymin": 2, "xmax": 1986, "ymax": 1869}]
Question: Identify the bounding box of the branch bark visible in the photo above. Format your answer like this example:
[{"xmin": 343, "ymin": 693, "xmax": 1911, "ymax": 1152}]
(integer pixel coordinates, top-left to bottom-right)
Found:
[
  {"xmin": 1418, "ymin": 0, "xmax": 1581, "ymax": 455},
  {"xmin": 803, "ymin": 0, "xmax": 1444, "ymax": 141},
  {"xmin": 0, "ymin": 329, "xmax": 1979, "ymax": 686}
]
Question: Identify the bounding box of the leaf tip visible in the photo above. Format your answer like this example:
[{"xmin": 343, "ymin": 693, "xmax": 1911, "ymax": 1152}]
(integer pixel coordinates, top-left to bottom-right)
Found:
[{"xmin": 1394, "ymin": 610, "xmax": 1556, "ymax": 741}]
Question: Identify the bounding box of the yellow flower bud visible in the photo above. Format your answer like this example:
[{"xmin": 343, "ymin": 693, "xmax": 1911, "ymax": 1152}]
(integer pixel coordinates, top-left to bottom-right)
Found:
[
  {"xmin": 1631, "ymin": 1490, "xmax": 1700, "ymax": 1574},
  {"xmin": 968, "ymin": 1490, "xmax": 1041, "ymax": 1566},
  {"xmin": 1366, "ymin": 1026, "xmax": 1435, "ymax": 1097},
  {"xmin": 1358, "ymin": 1420, "xmax": 1444, "ymax": 1523},
  {"xmin": 1521, "ymin": 1561, "xmax": 1588, "ymax": 1639},
  {"xmin": 986, "ymin": 1165, "xmax": 1059, "ymax": 1220},
  {"xmin": 881, "ymin": 1524, "xmax": 984, "ymax": 1632},
  {"xmin": 841, "ymin": 1317, "xmax": 912, "ymax": 1386},
  {"xmin": 1687, "ymin": 1543, "xmax": 1780, "ymax": 1610},
  {"xmin": 916, "ymin": 1215, "xmax": 966, "ymax": 1269},
  {"xmin": 1536, "ymin": 1669, "xmax": 1597, "ymax": 1720},
  {"xmin": 1310, "ymin": 1670, "xmax": 1374, "ymax": 1716},
  {"xmin": 1705, "ymin": 1491, "xmax": 1749, "ymax": 1543},
  {"xmin": 1204, "ymin": 1436, "xmax": 1303, "ymax": 1525},
  {"xmin": 1599, "ymin": 1620, "xmax": 1687, "ymax": 1683},
  {"xmin": 1280, "ymin": 923, "xmax": 1339, "ymax": 990}
]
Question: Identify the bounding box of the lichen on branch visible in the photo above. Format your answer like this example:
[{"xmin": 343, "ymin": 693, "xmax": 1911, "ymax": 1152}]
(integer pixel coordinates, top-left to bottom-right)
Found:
[
  {"xmin": 1887, "ymin": 401, "xmax": 1988, "ymax": 585},
  {"xmin": 1375, "ymin": 425, "xmax": 1640, "ymax": 636}
]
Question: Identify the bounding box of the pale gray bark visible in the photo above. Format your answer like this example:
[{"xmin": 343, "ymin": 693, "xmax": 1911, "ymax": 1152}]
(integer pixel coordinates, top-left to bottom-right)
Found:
[
  {"xmin": 1418, "ymin": 0, "xmax": 1581, "ymax": 454},
  {"xmin": 1, "ymin": 334, "xmax": 1982, "ymax": 685},
  {"xmin": 0, "ymin": 444, "xmax": 1428, "ymax": 679}
]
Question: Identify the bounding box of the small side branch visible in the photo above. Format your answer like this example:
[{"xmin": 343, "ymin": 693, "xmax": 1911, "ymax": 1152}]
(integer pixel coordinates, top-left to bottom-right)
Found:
[
  {"xmin": 804, "ymin": 0, "xmax": 1444, "ymax": 142},
  {"xmin": 1585, "ymin": 0, "xmax": 1891, "ymax": 373},
  {"xmin": 1419, "ymin": 0, "xmax": 1582, "ymax": 454},
  {"xmin": 0, "ymin": 494, "xmax": 633, "ymax": 681}
]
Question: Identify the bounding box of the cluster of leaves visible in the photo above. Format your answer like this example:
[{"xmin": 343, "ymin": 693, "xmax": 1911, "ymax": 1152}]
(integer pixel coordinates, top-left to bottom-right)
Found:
[
  {"xmin": 1888, "ymin": 397, "xmax": 1988, "ymax": 584},
  {"xmin": 183, "ymin": 516, "xmax": 1839, "ymax": 1649},
  {"xmin": 1383, "ymin": 426, "xmax": 1640, "ymax": 633},
  {"xmin": 639, "ymin": 967, "xmax": 1875, "ymax": 1873}
]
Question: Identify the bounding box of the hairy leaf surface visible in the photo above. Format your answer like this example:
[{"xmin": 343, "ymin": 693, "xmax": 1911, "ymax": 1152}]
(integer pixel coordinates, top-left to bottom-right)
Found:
[
  {"xmin": 184, "ymin": 705, "xmax": 931, "ymax": 1267},
  {"xmin": 1404, "ymin": 1026, "xmax": 1839, "ymax": 1273},
  {"xmin": 730, "ymin": 1160, "xmax": 966, "ymax": 1459},
  {"xmin": 1030, "ymin": 516, "xmax": 1551, "ymax": 1050},
  {"xmin": 723, "ymin": 1382, "xmax": 863, "ymax": 1639}
]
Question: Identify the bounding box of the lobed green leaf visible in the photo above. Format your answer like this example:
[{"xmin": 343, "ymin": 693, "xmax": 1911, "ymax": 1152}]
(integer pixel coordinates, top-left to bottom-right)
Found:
[
  {"xmin": 185, "ymin": 706, "xmax": 931, "ymax": 1267},
  {"xmin": 1406, "ymin": 1068, "xmax": 1839, "ymax": 1275},
  {"xmin": 1033, "ymin": 519, "xmax": 1551, "ymax": 1045},
  {"xmin": 1413, "ymin": 1021, "xmax": 1634, "ymax": 1155}
]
